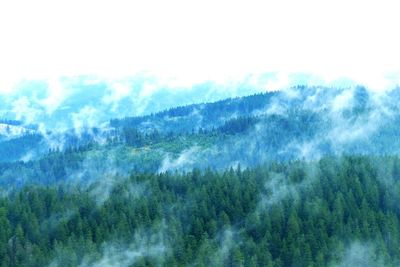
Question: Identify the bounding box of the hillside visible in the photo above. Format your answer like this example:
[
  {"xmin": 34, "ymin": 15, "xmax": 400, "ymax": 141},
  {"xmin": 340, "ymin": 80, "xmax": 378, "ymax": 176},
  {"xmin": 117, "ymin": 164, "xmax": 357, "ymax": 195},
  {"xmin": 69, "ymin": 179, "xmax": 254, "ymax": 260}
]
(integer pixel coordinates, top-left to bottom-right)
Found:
[
  {"xmin": 2, "ymin": 86, "xmax": 400, "ymax": 187},
  {"xmin": 1, "ymin": 86, "xmax": 400, "ymax": 266},
  {"xmin": 1, "ymin": 155, "xmax": 400, "ymax": 266}
]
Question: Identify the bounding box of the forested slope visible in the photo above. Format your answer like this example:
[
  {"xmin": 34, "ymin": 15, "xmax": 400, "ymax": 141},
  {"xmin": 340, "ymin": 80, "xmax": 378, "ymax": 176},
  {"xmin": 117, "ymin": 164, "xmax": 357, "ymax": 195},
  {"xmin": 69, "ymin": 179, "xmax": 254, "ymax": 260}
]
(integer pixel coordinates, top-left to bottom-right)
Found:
[
  {"xmin": 1, "ymin": 156, "xmax": 400, "ymax": 266},
  {"xmin": 2, "ymin": 86, "xmax": 400, "ymax": 266}
]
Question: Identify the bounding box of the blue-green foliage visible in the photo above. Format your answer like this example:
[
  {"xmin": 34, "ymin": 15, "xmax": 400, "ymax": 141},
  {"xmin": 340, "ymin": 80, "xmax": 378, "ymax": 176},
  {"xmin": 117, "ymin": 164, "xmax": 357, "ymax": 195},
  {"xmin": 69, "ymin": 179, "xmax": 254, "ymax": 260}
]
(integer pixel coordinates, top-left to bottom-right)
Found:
[{"xmin": 0, "ymin": 156, "xmax": 400, "ymax": 266}]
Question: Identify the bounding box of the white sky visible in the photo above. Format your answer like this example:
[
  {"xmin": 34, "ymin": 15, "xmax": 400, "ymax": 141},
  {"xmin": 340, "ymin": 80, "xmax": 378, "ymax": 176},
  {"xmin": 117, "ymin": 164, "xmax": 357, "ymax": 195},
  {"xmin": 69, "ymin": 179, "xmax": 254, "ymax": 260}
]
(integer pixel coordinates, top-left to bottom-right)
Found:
[{"xmin": 0, "ymin": 0, "xmax": 399, "ymax": 92}]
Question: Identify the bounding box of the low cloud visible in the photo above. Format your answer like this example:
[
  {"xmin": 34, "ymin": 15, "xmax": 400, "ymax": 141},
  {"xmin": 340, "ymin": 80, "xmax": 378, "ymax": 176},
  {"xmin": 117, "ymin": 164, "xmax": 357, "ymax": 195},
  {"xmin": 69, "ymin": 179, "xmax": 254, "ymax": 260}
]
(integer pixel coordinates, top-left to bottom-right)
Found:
[
  {"xmin": 259, "ymin": 163, "xmax": 319, "ymax": 209},
  {"xmin": 71, "ymin": 106, "xmax": 99, "ymax": 137},
  {"xmin": 331, "ymin": 241, "xmax": 390, "ymax": 267},
  {"xmin": 11, "ymin": 96, "xmax": 42, "ymax": 124},
  {"xmin": 78, "ymin": 230, "xmax": 167, "ymax": 267},
  {"xmin": 158, "ymin": 146, "xmax": 201, "ymax": 173},
  {"xmin": 48, "ymin": 223, "xmax": 169, "ymax": 267},
  {"xmin": 40, "ymin": 78, "xmax": 71, "ymax": 115}
]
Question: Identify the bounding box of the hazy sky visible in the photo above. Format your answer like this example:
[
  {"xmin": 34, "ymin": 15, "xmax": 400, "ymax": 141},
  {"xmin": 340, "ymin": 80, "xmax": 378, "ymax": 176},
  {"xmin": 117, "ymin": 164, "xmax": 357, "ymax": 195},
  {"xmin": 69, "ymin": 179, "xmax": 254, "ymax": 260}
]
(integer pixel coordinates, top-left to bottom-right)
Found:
[{"xmin": 0, "ymin": 0, "xmax": 399, "ymax": 92}]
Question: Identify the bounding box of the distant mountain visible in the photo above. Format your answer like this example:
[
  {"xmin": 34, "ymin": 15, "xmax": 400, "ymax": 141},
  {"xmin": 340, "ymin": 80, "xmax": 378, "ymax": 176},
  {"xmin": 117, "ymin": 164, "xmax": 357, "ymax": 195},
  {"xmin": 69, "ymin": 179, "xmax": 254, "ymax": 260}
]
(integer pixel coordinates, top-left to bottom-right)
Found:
[
  {"xmin": 0, "ymin": 75, "xmax": 267, "ymax": 130},
  {"xmin": 2, "ymin": 85, "xmax": 400, "ymax": 187},
  {"xmin": 110, "ymin": 91, "xmax": 278, "ymax": 133},
  {"xmin": 0, "ymin": 122, "xmax": 36, "ymax": 140},
  {"xmin": 3, "ymin": 84, "xmax": 400, "ymax": 267}
]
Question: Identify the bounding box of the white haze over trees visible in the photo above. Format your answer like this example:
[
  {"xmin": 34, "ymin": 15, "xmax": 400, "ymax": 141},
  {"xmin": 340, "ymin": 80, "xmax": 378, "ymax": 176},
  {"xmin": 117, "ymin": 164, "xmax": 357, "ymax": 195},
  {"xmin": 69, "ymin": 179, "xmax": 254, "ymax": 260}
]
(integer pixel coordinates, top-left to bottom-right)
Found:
[
  {"xmin": 0, "ymin": 1, "xmax": 400, "ymax": 267},
  {"xmin": 0, "ymin": 0, "xmax": 399, "ymax": 102},
  {"xmin": 0, "ymin": 1, "xmax": 399, "ymax": 133}
]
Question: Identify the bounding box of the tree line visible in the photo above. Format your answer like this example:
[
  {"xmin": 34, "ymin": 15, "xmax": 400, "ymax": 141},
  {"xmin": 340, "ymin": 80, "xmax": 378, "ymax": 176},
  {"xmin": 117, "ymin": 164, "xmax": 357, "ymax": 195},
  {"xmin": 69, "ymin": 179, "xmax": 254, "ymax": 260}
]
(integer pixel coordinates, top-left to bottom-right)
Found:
[{"xmin": 0, "ymin": 155, "xmax": 400, "ymax": 266}]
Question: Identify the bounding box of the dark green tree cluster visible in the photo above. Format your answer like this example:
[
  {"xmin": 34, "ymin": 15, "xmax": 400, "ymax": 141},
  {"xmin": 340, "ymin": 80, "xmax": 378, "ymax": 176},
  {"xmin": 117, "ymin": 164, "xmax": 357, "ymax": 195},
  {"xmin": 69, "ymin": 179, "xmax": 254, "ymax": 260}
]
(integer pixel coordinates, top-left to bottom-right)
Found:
[
  {"xmin": 0, "ymin": 156, "xmax": 400, "ymax": 266},
  {"xmin": 218, "ymin": 116, "xmax": 259, "ymax": 135},
  {"xmin": 0, "ymin": 134, "xmax": 43, "ymax": 163},
  {"xmin": 109, "ymin": 92, "xmax": 277, "ymax": 134}
]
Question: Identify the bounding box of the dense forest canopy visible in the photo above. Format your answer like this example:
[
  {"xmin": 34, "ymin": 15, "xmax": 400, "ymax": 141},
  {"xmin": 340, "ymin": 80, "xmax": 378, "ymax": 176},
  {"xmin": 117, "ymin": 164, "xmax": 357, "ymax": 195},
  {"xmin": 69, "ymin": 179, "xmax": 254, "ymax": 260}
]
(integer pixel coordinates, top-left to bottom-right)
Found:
[
  {"xmin": 1, "ymin": 86, "xmax": 400, "ymax": 266},
  {"xmin": 1, "ymin": 86, "xmax": 400, "ymax": 187},
  {"xmin": 1, "ymin": 155, "xmax": 400, "ymax": 266}
]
